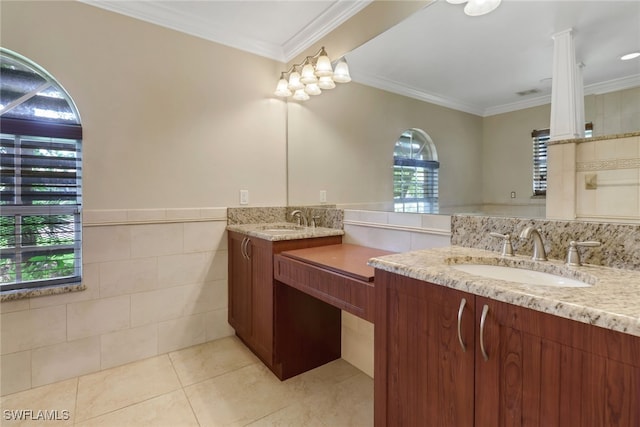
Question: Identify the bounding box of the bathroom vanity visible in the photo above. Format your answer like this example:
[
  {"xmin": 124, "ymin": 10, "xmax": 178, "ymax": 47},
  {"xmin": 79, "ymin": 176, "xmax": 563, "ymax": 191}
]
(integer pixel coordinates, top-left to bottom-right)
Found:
[
  {"xmin": 370, "ymin": 246, "xmax": 640, "ymax": 427},
  {"xmin": 227, "ymin": 225, "xmax": 342, "ymax": 379}
]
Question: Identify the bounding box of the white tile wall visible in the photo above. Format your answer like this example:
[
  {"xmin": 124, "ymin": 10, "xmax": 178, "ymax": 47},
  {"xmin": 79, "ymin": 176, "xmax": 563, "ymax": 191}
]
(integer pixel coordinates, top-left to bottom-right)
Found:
[
  {"xmin": 575, "ymin": 135, "xmax": 640, "ymax": 221},
  {"xmin": 0, "ymin": 208, "xmax": 232, "ymax": 395},
  {"xmin": 31, "ymin": 336, "xmax": 101, "ymax": 387}
]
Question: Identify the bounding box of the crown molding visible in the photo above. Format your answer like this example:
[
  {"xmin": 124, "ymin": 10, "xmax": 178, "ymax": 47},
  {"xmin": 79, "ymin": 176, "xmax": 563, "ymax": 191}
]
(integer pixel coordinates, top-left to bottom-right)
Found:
[
  {"xmin": 80, "ymin": 1, "xmax": 286, "ymax": 60},
  {"xmin": 80, "ymin": 0, "xmax": 370, "ymax": 63},
  {"xmin": 352, "ymin": 71, "xmax": 485, "ymax": 116},
  {"xmin": 583, "ymin": 74, "xmax": 640, "ymax": 96},
  {"xmin": 355, "ymin": 70, "xmax": 640, "ymax": 118},
  {"xmin": 282, "ymin": 0, "xmax": 372, "ymax": 62}
]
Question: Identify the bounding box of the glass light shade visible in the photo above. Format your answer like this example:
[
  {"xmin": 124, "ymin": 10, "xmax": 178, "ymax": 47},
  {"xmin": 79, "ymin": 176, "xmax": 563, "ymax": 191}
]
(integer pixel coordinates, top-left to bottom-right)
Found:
[
  {"xmin": 446, "ymin": 0, "xmax": 467, "ymax": 4},
  {"xmin": 318, "ymin": 76, "xmax": 336, "ymax": 90},
  {"xmin": 304, "ymin": 83, "xmax": 322, "ymax": 96},
  {"xmin": 315, "ymin": 54, "xmax": 333, "ymax": 77},
  {"xmin": 274, "ymin": 78, "xmax": 292, "ymax": 97},
  {"xmin": 300, "ymin": 63, "xmax": 318, "ymax": 84},
  {"xmin": 292, "ymin": 88, "xmax": 310, "ymax": 101},
  {"xmin": 332, "ymin": 59, "xmax": 351, "ymax": 83},
  {"xmin": 464, "ymin": 0, "xmax": 501, "ymax": 16},
  {"xmin": 288, "ymin": 71, "xmax": 304, "ymax": 91}
]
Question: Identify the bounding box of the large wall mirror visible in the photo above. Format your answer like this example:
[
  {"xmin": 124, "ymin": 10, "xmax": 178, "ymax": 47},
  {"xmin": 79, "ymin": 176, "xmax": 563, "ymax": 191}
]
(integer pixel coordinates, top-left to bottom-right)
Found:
[{"xmin": 286, "ymin": 1, "xmax": 640, "ymax": 220}]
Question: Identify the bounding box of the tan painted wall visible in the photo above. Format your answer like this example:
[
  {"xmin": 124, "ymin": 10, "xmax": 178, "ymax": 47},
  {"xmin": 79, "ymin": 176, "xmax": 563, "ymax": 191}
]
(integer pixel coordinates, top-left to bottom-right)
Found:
[
  {"xmin": 1, "ymin": 0, "xmax": 287, "ymax": 210},
  {"xmin": 287, "ymin": 82, "xmax": 484, "ymax": 210}
]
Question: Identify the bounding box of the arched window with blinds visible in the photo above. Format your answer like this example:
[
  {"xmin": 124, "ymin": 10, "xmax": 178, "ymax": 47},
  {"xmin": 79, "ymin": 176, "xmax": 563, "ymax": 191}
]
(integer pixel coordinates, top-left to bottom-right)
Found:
[
  {"xmin": 1, "ymin": 48, "xmax": 83, "ymax": 292},
  {"xmin": 393, "ymin": 129, "xmax": 439, "ymax": 213}
]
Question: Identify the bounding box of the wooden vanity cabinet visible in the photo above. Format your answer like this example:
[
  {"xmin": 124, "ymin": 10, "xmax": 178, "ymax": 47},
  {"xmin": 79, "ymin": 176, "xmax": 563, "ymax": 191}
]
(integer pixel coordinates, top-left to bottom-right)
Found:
[
  {"xmin": 227, "ymin": 230, "xmax": 341, "ymax": 378},
  {"xmin": 375, "ymin": 269, "xmax": 640, "ymax": 427},
  {"xmin": 374, "ymin": 270, "xmax": 476, "ymax": 426},
  {"xmin": 476, "ymin": 295, "xmax": 640, "ymax": 427}
]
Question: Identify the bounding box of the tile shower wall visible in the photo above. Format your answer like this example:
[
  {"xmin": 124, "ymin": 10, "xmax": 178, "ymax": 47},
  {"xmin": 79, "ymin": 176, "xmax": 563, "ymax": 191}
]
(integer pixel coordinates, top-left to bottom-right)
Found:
[{"xmin": 0, "ymin": 208, "xmax": 233, "ymax": 395}]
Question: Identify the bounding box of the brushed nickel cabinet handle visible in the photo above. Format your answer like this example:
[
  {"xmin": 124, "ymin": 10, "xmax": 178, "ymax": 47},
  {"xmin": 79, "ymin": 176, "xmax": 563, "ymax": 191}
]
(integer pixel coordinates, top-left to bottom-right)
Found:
[
  {"xmin": 457, "ymin": 298, "xmax": 467, "ymax": 352},
  {"xmin": 241, "ymin": 237, "xmax": 250, "ymax": 259},
  {"xmin": 480, "ymin": 304, "xmax": 490, "ymax": 361},
  {"xmin": 244, "ymin": 237, "xmax": 251, "ymax": 259}
]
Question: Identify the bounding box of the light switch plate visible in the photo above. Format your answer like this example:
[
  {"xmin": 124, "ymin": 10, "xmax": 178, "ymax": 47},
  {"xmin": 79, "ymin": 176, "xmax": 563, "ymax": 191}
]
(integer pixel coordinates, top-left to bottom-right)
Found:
[
  {"xmin": 320, "ymin": 190, "xmax": 327, "ymax": 203},
  {"xmin": 240, "ymin": 189, "xmax": 249, "ymax": 205}
]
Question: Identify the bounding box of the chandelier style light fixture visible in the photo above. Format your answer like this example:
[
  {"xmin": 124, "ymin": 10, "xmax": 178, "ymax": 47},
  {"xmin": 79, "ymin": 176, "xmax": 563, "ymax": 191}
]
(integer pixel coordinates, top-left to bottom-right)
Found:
[
  {"xmin": 446, "ymin": 0, "xmax": 501, "ymax": 16},
  {"xmin": 274, "ymin": 46, "xmax": 351, "ymax": 101}
]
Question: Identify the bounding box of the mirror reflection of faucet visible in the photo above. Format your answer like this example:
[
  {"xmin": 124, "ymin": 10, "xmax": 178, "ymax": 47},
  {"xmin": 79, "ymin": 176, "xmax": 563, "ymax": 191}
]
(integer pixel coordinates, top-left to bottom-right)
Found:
[{"xmin": 290, "ymin": 210, "xmax": 307, "ymax": 227}]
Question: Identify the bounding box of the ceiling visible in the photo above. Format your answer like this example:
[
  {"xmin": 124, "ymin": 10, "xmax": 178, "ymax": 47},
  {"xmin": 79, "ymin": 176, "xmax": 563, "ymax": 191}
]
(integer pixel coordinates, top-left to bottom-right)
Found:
[{"xmin": 83, "ymin": 0, "xmax": 640, "ymax": 117}]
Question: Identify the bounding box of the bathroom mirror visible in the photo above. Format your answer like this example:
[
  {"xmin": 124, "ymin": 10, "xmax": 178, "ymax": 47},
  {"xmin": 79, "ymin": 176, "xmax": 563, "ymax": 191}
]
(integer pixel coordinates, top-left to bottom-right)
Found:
[{"xmin": 286, "ymin": 1, "xmax": 640, "ymax": 220}]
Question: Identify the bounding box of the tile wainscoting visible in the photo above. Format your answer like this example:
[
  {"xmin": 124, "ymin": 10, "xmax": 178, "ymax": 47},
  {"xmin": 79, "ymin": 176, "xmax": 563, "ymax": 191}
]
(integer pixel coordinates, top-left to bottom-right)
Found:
[{"xmin": 1, "ymin": 208, "xmax": 233, "ymax": 395}]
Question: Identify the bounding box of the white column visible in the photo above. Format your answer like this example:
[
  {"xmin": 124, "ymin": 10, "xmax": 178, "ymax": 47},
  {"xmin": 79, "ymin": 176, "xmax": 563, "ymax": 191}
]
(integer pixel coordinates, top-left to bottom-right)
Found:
[
  {"xmin": 549, "ymin": 28, "xmax": 584, "ymax": 140},
  {"xmin": 547, "ymin": 28, "xmax": 584, "ymax": 219}
]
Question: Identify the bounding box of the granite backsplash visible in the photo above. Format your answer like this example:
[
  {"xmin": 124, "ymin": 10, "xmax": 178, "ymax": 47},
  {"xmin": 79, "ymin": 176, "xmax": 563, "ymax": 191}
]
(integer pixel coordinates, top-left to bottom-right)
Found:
[
  {"xmin": 451, "ymin": 215, "xmax": 640, "ymax": 271},
  {"xmin": 227, "ymin": 206, "xmax": 343, "ymax": 230}
]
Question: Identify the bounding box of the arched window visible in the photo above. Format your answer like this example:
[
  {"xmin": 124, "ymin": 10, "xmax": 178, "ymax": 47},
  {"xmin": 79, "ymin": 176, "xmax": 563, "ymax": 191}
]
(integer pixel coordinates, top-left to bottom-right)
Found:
[
  {"xmin": 1, "ymin": 48, "xmax": 82, "ymax": 292},
  {"xmin": 393, "ymin": 128, "xmax": 439, "ymax": 213}
]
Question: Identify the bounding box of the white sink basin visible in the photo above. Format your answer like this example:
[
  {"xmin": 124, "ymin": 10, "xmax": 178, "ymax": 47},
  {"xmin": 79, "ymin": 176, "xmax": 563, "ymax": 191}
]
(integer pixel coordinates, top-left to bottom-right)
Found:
[{"xmin": 451, "ymin": 264, "xmax": 592, "ymax": 288}]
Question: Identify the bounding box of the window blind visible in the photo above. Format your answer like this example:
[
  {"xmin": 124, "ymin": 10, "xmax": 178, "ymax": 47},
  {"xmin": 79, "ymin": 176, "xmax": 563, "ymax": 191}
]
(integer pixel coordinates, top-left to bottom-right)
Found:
[
  {"xmin": 393, "ymin": 158, "xmax": 439, "ymax": 213},
  {"xmin": 0, "ymin": 117, "xmax": 82, "ymax": 291},
  {"xmin": 531, "ymin": 123, "xmax": 593, "ymax": 196}
]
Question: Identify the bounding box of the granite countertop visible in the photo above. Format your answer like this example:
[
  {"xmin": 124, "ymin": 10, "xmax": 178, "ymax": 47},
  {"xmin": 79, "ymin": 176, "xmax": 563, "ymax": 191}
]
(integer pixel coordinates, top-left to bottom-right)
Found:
[
  {"xmin": 369, "ymin": 245, "xmax": 640, "ymax": 338},
  {"xmin": 226, "ymin": 222, "xmax": 344, "ymax": 241}
]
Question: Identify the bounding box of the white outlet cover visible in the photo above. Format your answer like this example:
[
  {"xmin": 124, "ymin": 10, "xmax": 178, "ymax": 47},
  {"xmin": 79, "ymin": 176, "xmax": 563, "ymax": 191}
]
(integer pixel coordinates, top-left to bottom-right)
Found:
[{"xmin": 240, "ymin": 190, "xmax": 249, "ymax": 205}]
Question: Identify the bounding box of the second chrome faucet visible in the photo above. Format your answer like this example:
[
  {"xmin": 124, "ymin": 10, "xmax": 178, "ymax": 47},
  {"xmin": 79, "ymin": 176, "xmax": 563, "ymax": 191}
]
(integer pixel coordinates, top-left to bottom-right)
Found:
[{"xmin": 519, "ymin": 226, "xmax": 547, "ymax": 261}]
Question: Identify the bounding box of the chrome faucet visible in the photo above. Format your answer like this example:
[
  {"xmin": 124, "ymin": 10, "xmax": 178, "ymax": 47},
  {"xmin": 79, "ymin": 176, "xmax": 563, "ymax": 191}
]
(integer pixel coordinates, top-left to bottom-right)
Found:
[
  {"xmin": 519, "ymin": 227, "xmax": 547, "ymax": 261},
  {"xmin": 290, "ymin": 210, "xmax": 307, "ymax": 227}
]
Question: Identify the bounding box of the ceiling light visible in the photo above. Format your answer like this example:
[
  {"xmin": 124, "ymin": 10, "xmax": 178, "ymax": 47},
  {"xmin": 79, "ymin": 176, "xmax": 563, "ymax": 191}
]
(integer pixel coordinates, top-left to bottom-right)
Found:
[
  {"xmin": 287, "ymin": 70, "xmax": 304, "ymax": 91},
  {"xmin": 447, "ymin": 0, "xmax": 502, "ymax": 16},
  {"xmin": 292, "ymin": 88, "xmax": 310, "ymax": 101},
  {"xmin": 314, "ymin": 48, "xmax": 334, "ymax": 77},
  {"xmin": 318, "ymin": 76, "xmax": 336, "ymax": 90},
  {"xmin": 274, "ymin": 73, "xmax": 292, "ymax": 97},
  {"xmin": 332, "ymin": 58, "xmax": 351, "ymax": 83},
  {"xmin": 304, "ymin": 83, "xmax": 322, "ymax": 96},
  {"xmin": 621, "ymin": 52, "xmax": 640, "ymax": 61},
  {"xmin": 274, "ymin": 47, "xmax": 349, "ymax": 101},
  {"xmin": 300, "ymin": 60, "xmax": 318, "ymax": 85}
]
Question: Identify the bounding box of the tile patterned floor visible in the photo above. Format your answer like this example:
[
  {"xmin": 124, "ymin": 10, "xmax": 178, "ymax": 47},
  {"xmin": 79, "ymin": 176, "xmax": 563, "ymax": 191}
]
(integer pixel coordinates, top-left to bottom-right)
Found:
[{"xmin": 0, "ymin": 336, "xmax": 374, "ymax": 426}]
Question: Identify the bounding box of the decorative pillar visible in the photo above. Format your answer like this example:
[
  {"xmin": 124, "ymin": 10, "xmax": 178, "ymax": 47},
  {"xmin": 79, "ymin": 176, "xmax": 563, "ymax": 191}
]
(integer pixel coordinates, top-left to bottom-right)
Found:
[{"xmin": 547, "ymin": 28, "xmax": 584, "ymax": 219}]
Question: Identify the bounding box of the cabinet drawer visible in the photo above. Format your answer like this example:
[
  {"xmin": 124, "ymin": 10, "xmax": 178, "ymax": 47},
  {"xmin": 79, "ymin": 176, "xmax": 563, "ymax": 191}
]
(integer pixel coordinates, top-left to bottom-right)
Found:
[{"xmin": 274, "ymin": 254, "xmax": 375, "ymax": 322}]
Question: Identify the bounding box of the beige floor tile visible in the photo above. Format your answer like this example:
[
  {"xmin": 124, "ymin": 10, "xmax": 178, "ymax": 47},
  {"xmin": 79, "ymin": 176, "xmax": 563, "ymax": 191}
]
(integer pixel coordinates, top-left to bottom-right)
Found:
[
  {"xmin": 185, "ymin": 363, "xmax": 293, "ymax": 427},
  {"xmin": 312, "ymin": 373, "xmax": 374, "ymax": 427},
  {"xmin": 283, "ymin": 358, "xmax": 362, "ymax": 400},
  {"xmin": 0, "ymin": 378, "xmax": 77, "ymax": 426},
  {"xmin": 75, "ymin": 355, "xmax": 181, "ymax": 422},
  {"xmin": 247, "ymin": 364, "xmax": 373, "ymax": 427},
  {"xmin": 169, "ymin": 336, "xmax": 259, "ymax": 386},
  {"xmin": 76, "ymin": 389, "xmax": 198, "ymax": 427},
  {"xmin": 245, "ymin": 404, "xmax": 326, "ymax": 427}
]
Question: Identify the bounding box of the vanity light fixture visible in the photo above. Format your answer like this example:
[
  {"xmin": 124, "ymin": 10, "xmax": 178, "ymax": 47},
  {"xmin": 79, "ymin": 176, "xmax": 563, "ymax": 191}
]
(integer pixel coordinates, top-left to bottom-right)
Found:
[
  {"xmin": 446, "ymin": 0, "xmax": 502, "ymax": 16},
  {"xmin": 274, "ymin": 46, "xmax": 351, "ymax": 101}
]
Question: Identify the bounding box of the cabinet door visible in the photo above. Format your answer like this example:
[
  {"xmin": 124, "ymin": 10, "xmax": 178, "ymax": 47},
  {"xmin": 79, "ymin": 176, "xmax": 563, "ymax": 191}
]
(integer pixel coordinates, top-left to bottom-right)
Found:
[
  {"xmin": 375, "ymin": 270, "xmax": 475, "ymax": 427},
  {"xmin": 475, "ymin": 297, "xmax": 640, "ymax": 427},
  {"xmin": 228, "ymin": 232, "xmax": 252, "ymax": 339},
  {"xmin": 248, "ymin": 236, "xmax": 275, "ymax": 364}
]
